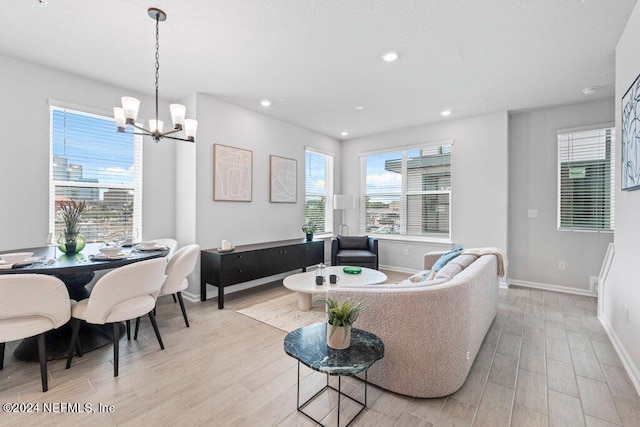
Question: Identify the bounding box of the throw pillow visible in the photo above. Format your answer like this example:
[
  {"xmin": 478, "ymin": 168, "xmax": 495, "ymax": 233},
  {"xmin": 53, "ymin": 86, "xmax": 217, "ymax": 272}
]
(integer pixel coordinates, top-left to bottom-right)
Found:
[
  {"xmin": 449, "ymin": 254, "xmax": 478, "ymax": 270},
  {"xmin": 434, "ymin": 263, "xmax": 463, "ymax": 281},
  {"xmin": 338, "ymin": 235, "xmax": 369, "ymax": 249},
  {"xmin": 407, "ymin": 270, "xmax": 431, "ymax": 283},
  {"xmin": 432, "ymin": 245, "xmax": 464, "ymax": 272}
]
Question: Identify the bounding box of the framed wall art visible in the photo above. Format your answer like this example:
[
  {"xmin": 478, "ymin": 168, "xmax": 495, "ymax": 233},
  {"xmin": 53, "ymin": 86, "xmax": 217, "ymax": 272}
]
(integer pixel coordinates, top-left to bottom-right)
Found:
[
  {"xmin": 213, "ymin": 143, "xmax": 253, "ymax": 201},
  {"xmin": 270, "ymin": 155, "xmax": 297, "ymax": 203},
  {"xmin": 621, "ymin": 72, "xmax": 640, "ymax": 191}
]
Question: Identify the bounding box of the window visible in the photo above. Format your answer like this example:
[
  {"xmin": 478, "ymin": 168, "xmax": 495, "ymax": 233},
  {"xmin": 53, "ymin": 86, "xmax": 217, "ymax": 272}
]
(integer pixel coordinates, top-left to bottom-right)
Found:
[
  {"xmin": 49, "ymin": 106, "xmax": 143, "ymax": 242},
  {"xmin": 558, "ymin": 126, "xmax": 615, "ymax": 231},
  {"xmin": 360, "ymin": 143, "xmax": 452, "ymax": 239},
  {"xmin": 304, "ymin": 149, "xmax": 333, "ymax": 234}
]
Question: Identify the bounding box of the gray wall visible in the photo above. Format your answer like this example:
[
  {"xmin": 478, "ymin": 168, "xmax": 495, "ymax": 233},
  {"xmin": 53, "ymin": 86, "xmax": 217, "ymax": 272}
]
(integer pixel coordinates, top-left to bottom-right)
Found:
[
  {"xmin": 508, "ymin": 100, "xmax": 614, "ymax": 293},
  {"xmin": 606, "ymin": 0, "xmax": 640, "ymax": 385},
  {"xmin": 0, "ymin": 55, "xmax": 176, "ymax": 251},
  {"xmin": 340, "ymin": 111, "xmax": 509, "ymax": 276}
]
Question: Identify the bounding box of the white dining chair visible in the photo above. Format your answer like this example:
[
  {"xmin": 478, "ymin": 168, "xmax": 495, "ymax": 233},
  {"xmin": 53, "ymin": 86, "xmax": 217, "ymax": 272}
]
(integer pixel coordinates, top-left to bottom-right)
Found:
[
  {"xmin": 0, "ymin": 274, "xmax": 71, "ymax": 392},
  {"xmin": 135, "ymin": 245, "xmax": 200, "ymax": 335},
  {"xmin": 65, "ymin": 258, "xmax": 166, "ymax": 377}
]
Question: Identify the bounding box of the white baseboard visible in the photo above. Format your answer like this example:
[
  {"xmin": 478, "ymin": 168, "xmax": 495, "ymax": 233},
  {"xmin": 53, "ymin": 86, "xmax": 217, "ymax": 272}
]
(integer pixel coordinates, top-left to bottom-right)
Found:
[
  {"xmin": 499, "ymin": 280, "xmax": 509, "ymax": 289},
  {"xmin": 598, "ymin": 315, "xmax": 640, "ymax": 396},
  {"xmin": 181, "ymin": 291, "xmax": 200, "ymax": 303},
  {"xmin": 508, "ymin": 279, "xmax": 597, "ymax": 297}
]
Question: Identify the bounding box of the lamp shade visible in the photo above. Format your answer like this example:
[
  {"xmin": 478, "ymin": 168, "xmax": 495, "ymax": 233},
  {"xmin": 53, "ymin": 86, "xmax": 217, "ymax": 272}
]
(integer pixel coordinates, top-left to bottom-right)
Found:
[
  {"xmin": 170, "ymin": 103, "xmax": 186, "ymax": 127},
  {"xmin": 184, "ymin": 119, "xmax": 198, "ymax": 140},
  {"xmin": 121, "ymin": 97, "xmax": 140, "ymax": 121},
  {"xmin": 113, "ymin": 107, "xmax": 126, "ymax": 128},
  {"xmin": 148, "ymin": 119, "xmax": 164, "ymax": 133},
  {"xmin": 334, "ymin": 194, "xmax": 355, "ymax": 210}
]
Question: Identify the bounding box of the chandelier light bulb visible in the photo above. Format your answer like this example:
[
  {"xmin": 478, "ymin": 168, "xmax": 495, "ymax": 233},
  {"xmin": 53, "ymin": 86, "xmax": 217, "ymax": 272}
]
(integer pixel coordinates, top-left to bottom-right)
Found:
[
  {"xmin": 184, "ymin": 119, "xmax": 198, "ymax": 141},
  {"xmin": 170, "ymin": 104, "xmax": 186, "ymax": 128},
  {"xmin": 148, "ymin": 119, "xmax": 164, "ymax": 133},
  {"xmin": 121, "ymin": 97, "xmax": 140, "ymax": 123},
  {"xmin": 113, "ymin": 108, "xmax": 126, "ymax": 129}
]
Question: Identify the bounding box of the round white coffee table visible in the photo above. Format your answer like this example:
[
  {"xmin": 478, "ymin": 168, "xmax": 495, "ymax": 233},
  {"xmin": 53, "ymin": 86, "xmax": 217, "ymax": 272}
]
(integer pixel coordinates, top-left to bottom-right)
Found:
[{"xmin": 283, "ymin": 266, "xmax": 387, "ymax": 311}]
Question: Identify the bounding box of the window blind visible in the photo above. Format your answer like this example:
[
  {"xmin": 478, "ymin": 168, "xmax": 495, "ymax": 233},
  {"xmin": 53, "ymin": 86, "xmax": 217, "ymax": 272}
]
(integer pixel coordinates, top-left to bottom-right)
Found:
[
  {"xmin": 304, "ymin": 150, "xmax": 333, "ymax": 233},
  {"xmin": 49, "ymin": 107, "xmax": 143, "ymax": 242},
  {"xmin": 558, "ymin": 127, "xmax": 615, "ymax": 232},
  {"xmin": 361, "ymin": 144, "xmax": 452, "ymax": 238}
]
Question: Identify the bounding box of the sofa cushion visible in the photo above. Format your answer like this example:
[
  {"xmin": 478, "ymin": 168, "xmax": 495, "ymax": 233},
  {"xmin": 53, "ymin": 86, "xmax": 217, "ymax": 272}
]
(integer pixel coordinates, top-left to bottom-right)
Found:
[
  {"xmin": 338, "ymin": 235, "xmax": 369, "ymax": 249},
  {"xmin": 337, "ymin": 250, "xmax": 375, "ymax": 264},
  {"xmin": 434, "ymin": 262, "xmax": 463, "ymax": 281},
  {"xmin": 449, "ymin": 254, "xmax": 478, "ymax": 270},
  {"xmin": 432, "ymin": 245, "xmax": 463, "ymax": 272},
  {"xmin": 406, "ymin": 270, "xmax": 431, "ymax": 283}
]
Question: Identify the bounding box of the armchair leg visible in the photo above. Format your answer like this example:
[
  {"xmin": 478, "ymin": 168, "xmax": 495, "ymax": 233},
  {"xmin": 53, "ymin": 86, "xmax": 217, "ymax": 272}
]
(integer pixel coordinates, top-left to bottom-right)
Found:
[
  {"xmin": 66, "ymin": 318, "xmax": 81, "ymax": 369},
  {"xmin": 0, "ymin": 342, "xmax": 4, "ymax": 370},
  {"xmin": 113, "ymin": 323, "xmax": 120, "ymax": 377},
  {"xmin": 177, "ymin": 292, "xmax": 190, "ymax": 328},
  {"xmin": 37, "ymin": 333, "xmax": 48, "ymax": 392},
  {"xmin": 148, "ymin": 312, "xmax": 164, "ymax": 350},
  {"xmin": 172, "ymin": 294, "xmax": 177, "ymax": 303},
  {"xmin": 126, "ymin": 320, "xmax": 131, "ymax": 340}
]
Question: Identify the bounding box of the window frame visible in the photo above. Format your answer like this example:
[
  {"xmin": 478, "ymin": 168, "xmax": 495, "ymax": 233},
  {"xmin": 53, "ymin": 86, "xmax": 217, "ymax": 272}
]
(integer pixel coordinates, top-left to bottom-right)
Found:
[
  {"xmin": 359, "ymin": 140, "xmax": 453, "ymax": 242},
  {"xmin": 556, "ymin": 123, "xmax": 615, "ymax": 233},
  {"xmin": 48, "ymin": 105, "xmax": 143, "ymax": 242},
  {"xmin": 304, "ymin": 148, "xmax": 334, "ymax": 236}
]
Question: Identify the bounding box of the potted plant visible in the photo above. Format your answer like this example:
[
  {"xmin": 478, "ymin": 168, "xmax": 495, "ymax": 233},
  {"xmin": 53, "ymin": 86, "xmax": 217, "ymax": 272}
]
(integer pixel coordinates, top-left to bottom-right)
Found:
[
  {"xmin": 302, "ymin": 221, "xmax": 317, "ymax": 241},
  {"xmin": 323, "ymin": 297, "xmax": 365, "ymax": 349},
  {"xmin": 57, "ymin": 199, "xmax": 87, "ymax": 254}
]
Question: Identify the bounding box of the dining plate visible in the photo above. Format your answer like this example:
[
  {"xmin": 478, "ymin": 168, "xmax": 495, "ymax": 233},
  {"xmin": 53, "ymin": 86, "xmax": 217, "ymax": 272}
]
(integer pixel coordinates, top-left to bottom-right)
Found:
[
  {"xmin": 90, "ymin": 253, "xmax": 130, "ymax": 261},
  {"xmin": 133, "ymin": 245, "xmax": 167, "ymax": 252}
]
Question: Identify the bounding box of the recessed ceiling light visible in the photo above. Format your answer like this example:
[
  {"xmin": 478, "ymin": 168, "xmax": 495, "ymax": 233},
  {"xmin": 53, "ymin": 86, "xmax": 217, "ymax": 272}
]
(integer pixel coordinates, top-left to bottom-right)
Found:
[
  {"xmin": 582, "ymin": 87, "xmax": 599, "ymax": 95},
  {"xmin": 354, "ymin": 105, "xmax": 365, "ymax": 111},
  {"xmin": 381, "ymin": 51, "xmax": 399, "ymax": 62},
  {"xmin": 440, "ymin": 110, "xmax": 452, "ymax": 116},
  {"xmin": 340, "ymin": 131, "xmax": 349, "ymax": 137},
  {"xmin": 260, "ymin": 99, "xmax": 272, "ymax": 107}
]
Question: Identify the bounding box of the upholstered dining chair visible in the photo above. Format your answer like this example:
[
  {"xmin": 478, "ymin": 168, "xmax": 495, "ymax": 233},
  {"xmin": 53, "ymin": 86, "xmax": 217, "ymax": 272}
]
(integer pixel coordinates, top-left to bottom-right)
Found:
[
  {"xmin": 0, "ymin": 274, "xmax": 71, "ymax": 392},
  {"xmin": 65, "ymin": 258, "xmax": 166, "ymax": 377},
  {"xmin": 135, "ymin": 244, "xmax": 200, "ymax": 333}
]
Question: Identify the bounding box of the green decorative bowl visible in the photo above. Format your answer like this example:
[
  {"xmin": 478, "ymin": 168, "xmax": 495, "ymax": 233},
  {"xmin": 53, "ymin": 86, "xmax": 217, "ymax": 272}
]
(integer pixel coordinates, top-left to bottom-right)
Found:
[{"xmin": 343, "ymin": 266, "xmax": 362, "ymax": 274}]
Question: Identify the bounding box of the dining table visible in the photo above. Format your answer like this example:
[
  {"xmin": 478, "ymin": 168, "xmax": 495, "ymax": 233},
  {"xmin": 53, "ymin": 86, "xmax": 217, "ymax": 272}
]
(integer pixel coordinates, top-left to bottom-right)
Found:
[{"xmin": 0, "ymin": 243, "xmax": 169, "ymax": 362}]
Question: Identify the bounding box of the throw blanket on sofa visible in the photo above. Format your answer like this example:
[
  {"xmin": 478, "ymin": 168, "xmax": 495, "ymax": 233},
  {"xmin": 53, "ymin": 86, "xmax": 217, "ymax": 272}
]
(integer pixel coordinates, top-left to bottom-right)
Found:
[{"xmin": 462, "ymin": 247, "xmax": 507, "ymax": 277}]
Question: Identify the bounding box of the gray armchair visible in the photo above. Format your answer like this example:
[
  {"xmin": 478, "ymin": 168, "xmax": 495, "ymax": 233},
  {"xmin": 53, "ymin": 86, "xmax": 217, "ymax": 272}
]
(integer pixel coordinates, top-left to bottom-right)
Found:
[{"xmin": 331, "ymin": 235, "xmax": 379, "ymax": 270}]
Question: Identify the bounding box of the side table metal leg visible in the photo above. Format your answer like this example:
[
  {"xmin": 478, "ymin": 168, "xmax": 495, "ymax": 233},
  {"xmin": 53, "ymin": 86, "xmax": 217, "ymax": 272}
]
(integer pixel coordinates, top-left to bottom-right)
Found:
[
  {"xmin": 297, "ymin": 361, "xmax": 301, "ymax": 410},
  {"xmin": 337, "ymin": 376, "xmax": 342, "ymax": 427}
]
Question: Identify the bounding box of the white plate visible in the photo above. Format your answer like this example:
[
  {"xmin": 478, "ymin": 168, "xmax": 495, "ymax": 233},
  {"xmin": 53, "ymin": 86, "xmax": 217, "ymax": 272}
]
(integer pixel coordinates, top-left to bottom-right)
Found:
[{"xmin": 90, "ymin": 253, "xmax": 130, "ymax": 261}]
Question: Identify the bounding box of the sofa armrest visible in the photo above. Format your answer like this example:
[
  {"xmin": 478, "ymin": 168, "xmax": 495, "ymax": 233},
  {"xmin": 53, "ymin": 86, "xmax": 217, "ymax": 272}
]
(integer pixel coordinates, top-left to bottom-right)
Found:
[
  {"xmin": 367, "ymin": 237, "xmax": 379, "ymax": 269},
  {"xmin": 331, "ymin": 238, "xmax": 339, "ymax": 265},
  {"xmin": 424, "ymin": 251, "xmax": 446, "ymax": 270}
]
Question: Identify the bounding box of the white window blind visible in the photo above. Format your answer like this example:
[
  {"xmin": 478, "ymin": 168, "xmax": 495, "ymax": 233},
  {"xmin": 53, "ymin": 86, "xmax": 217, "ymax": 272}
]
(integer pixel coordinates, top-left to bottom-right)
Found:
[
  {"xmin": 304, "ymin": 149, "xmax": 333, "ymax": 233},
  {"xmin": 49, "ymin": 106, "xmax": 143, "ymax": 242},
  {"xmin": 361, "ymin": 144, "xmax": 452, "ymax": 238},
  {"xmin": 558, "ymin": 126, "xmax": 615, "ymax": 232}
]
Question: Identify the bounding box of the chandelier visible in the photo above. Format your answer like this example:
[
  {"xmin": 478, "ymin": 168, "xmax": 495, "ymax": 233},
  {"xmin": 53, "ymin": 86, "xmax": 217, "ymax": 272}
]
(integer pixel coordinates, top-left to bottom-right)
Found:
[{"xmin": 113, "ymin": 8, "xmax": 197, "ymax": 143}]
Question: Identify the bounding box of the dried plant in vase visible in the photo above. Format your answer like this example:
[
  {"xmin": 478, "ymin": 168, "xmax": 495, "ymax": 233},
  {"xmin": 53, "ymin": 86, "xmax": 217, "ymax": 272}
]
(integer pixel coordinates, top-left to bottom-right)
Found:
[{"xmin": 57, "ymin": 199, "xmax": 87, "ymax": 254}]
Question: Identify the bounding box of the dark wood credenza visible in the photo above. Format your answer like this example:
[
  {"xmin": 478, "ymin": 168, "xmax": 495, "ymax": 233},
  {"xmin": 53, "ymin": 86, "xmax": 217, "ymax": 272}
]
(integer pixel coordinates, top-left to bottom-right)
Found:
[{"xmin": 201, "ymin": 238, "xmax": 325, "ymax": 309}]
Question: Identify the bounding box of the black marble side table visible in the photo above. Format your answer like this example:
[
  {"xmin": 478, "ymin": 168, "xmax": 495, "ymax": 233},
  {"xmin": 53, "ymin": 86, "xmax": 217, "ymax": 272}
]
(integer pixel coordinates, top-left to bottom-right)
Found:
[{"xmin": 283, "ymin": 322, "xmax": 384, "ymax": 426}]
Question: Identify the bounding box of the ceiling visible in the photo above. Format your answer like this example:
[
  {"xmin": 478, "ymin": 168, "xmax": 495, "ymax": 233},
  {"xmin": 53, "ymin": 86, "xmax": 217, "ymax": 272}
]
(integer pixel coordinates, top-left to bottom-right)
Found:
[{"xmin": 0, "ymin": 0, "xmax": 636, "ymax": 140}]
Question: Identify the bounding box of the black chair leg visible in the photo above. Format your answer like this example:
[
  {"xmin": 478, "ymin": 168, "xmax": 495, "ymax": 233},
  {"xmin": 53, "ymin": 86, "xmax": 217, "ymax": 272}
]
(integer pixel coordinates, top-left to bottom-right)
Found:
[
  {"xmin": 134, "ymin": 317, "xmax": 140, "ymax": 340},
  {"xmin": 126, "ymin": 320, "xmax": 131, "ymax": 340},
  {"xmin": 37, "ymin": 333, "xmax": 48, "ymax": 392},
  {"xmin": 172, "ymin": 294, "xmax": 177, "ymax": 303},
  {"xmin": 113, "ymin": 323, "xmax": 120, "ymax": 377},
  {"xmin": 148, "ymin": 312, "xmax": 164, "ymax": 350},
  {"xmin": 177, "ymin": 292, "xmax": 190, "ymax": 328},
  {"xmin": 0, "ymin": 342, "xmax": 5, "ymax": 370},
  {"xmin": 66, "ymin": 318, "xmax": 81, "ymax": 369}
]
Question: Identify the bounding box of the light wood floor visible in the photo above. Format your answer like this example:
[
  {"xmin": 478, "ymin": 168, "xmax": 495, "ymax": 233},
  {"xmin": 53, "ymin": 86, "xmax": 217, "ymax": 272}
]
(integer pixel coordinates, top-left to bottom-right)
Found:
[{"xmin": 1, "ymin": 270, "xmax": 639, "ymax": 426}]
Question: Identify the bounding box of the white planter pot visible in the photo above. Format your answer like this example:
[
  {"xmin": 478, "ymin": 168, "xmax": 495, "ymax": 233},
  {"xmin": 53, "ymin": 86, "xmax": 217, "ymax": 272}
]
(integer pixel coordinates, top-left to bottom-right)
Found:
[{"xmin": 327, "ymin": 323, "xmax": 351, "ymax": 349}]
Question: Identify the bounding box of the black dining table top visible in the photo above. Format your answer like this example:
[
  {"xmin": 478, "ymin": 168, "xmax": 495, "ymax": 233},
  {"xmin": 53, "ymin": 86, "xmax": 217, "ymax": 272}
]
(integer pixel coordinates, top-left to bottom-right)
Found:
[{"xmin": 0, "ymin": 243, "xmax": 169, "ymax": 276}]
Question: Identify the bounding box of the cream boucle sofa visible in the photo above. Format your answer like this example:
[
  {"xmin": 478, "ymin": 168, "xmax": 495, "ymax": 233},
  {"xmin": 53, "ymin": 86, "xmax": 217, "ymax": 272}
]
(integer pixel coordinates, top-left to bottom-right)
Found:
[{"xmin": 327, "ymin": 252, "xmax": 499, "ymax": 398}]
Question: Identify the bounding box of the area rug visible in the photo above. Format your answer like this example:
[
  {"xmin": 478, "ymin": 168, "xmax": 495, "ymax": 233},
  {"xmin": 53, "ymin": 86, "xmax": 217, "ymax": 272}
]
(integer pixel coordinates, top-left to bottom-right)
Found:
[{"xmin": 237, "ymin": 292, "xmax": 326, "ymax": 333}]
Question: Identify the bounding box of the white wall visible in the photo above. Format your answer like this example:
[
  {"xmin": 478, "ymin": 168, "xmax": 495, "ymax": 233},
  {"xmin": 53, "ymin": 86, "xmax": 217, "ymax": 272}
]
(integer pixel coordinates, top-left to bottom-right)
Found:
[
  {"xmin": 603, "ymin": 1, "xmax": 640, "ymax": 389},
  {"xmin": 0, "ymin": 55, "xmax": 176, "ymax": 251},
  {"xmin": 340, "ymin": 111, "xmax": 509, "ymax": 273},
  {"xmin": 508, "ymin": 100, "xmax": 614, "ymax": 294},
  {"xmin": 184, "ymin": 93, "xmax": 341, "ymax": 297}
]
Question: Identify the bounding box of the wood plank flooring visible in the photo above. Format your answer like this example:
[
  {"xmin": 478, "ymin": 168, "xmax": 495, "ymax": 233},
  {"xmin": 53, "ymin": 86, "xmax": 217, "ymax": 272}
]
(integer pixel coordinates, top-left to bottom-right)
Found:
[{"xmin": 0, "ymin": 270, "xmax": 638, "ymax": 426}]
